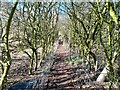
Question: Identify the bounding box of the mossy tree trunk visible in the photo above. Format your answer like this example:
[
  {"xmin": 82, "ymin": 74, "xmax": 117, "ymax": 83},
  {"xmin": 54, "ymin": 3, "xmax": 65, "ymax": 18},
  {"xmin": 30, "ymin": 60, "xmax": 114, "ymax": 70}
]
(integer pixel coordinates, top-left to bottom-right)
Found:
[
  {"xmin": 0, "ymin": 1, "xmax": 18, "ymax": 89},
  {"xmin": 90, "ymin": 1, "xmax": 119, "ymax": 89},
  {"xmin": 34, "ymin": 48, "xmax": 38, "ymax": 71}
]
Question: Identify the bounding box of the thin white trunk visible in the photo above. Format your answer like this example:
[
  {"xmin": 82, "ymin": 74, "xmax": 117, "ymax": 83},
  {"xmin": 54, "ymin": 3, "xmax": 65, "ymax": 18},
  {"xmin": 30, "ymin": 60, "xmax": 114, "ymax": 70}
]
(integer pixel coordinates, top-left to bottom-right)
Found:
[{"xmin": 94, "ymin": 61, "xmax": 98, "ymax": 71}]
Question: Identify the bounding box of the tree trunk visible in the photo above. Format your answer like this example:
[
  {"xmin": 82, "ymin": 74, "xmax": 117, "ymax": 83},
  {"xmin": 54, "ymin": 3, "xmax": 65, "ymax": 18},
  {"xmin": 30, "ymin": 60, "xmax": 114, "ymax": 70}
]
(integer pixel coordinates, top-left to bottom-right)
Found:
[
  {"xmin": 38, "ymin": 45, "xmax": 46, "ymax": 68},
  {"xmin": 0, "ymin": 1, "xmax": 18, "ymax": 89},
  {"xmin": 94, "ymin": 61, "xmax": 98, "ymax": 71},
  {"xmin": 29, "ymin": 58, "xmax": 34, "ymax": 75},
  {"xmin": 34, "ymin": 49, "xmax": 38, "ymax": 71},
  {"xmin": 0, "ymin": 63, "xmax": 10, "ymax": 89},
  {"xmin": 38, "ymin": 52, "xmax": 45, "ymax": 68}
]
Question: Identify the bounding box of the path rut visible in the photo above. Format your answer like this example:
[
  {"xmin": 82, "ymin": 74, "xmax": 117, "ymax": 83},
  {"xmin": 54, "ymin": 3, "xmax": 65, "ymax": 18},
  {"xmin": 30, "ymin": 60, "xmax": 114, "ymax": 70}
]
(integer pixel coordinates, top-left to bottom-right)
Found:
[{"xmin": 44, "ymin": 44, "xmax": 84, "ymax": 90}]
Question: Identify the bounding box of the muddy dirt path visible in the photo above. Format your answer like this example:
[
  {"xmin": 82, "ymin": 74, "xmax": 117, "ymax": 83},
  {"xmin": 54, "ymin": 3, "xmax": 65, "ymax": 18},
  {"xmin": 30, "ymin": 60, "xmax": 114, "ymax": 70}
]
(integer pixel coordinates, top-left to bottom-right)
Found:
[
  {"xmin": 8, "ymin": 44, "xmax": 102, "ymax": 90},
  {"xmin": 43, "ymin": 44, "xmax": 85, "ymax": 90}
]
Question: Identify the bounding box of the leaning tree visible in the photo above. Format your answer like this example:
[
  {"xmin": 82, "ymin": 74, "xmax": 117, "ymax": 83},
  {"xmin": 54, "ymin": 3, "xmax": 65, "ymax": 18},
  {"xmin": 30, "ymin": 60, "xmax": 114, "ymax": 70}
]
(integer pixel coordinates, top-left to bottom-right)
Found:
[{"xmin": 0, "ymin": 1, "xmax": 18, "ymax": 89}]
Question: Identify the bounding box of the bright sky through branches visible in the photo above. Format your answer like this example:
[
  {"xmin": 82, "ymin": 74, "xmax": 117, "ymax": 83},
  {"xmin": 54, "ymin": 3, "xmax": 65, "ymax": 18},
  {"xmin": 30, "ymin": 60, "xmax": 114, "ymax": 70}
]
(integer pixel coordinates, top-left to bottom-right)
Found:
[{"xmin": 1, "ymin": 0, "xmax": 119, "ymax": 2}]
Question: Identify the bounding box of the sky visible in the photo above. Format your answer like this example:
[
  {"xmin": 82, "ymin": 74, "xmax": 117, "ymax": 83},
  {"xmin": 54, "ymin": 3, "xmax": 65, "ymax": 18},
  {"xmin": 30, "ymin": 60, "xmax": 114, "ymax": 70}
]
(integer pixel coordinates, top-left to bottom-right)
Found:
[{"xmin": 1, "ymin": 0, "xmax": 119, "ymax": 2}]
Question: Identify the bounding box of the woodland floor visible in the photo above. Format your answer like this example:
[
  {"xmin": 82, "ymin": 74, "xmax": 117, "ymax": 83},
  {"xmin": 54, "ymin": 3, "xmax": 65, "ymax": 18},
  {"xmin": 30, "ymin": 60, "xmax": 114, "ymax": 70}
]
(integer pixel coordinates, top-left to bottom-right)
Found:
[{"xmin": 5, "ymin": 44, "xmax": 117, "ymax": 90}]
